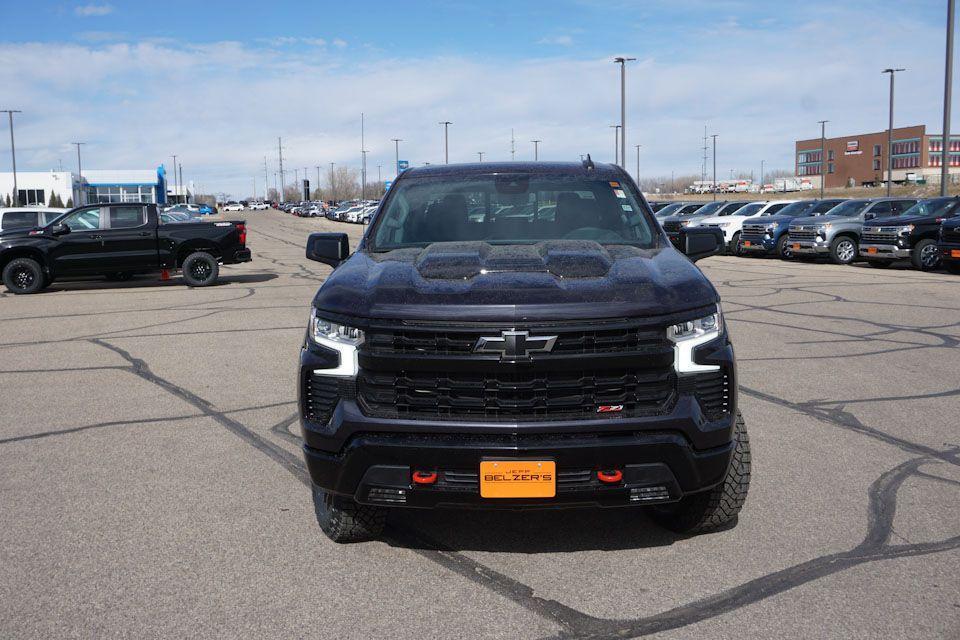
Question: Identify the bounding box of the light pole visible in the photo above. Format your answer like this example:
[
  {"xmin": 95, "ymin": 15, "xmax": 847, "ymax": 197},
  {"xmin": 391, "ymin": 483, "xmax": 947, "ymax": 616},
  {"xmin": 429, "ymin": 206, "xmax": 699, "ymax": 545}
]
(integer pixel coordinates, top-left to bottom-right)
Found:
[
  {"xmin": 943, "ymin": 0, "xmax": 955, "ymax": 196},
  {"xmin": 609, "ymin": 125, "xmax": 620, "ymax": 164},
  {"xmin": 170, "ymin": 154, "xmax": 179, "ymax": 203},
  {"xmin": 316, "ymin": 165, "xmax": 321, "ymax": 200},
  {"xmin": 329, "ymin": 162, "xmax": 336, "ymax": 203},
  {"xmin": 882, "ymin": 68, "xmax": 905, "ymax": 196},
  {"xmin": 613, "ymin": 56, "xmax": 636, "ymax": 168},
  {"xmin": 277, "ymin": 137, "xmax": 285, "ymax": 203},
  {"xmin": 477, "ymin": 151, "xmax": 484, "ymax": 162},
  {"xmin": 634, "ymin": 144, "xmax": 641, "ymax": 184},
  {"xmin": 179, "ymin": 163, "xmax": 184, "ymax": 202},
  {"xmin": 2, "ymin": 110, "xmax": 21, "ymax": 205},
  {"xmin": 710, "ymin": 134, "xmax": 718, "ymax": 201},
  {"xmin": 439, "ymin": 121, "xmax": 452, "ymax": 164},
  {"xmin": 531, "ymin": 140, "xmax": 541, "ymax": 161},
  {"xmin": 760, "ymin": 160, "xmax": 765, "ymax": 192},
  {"xmin": 73, "ymin": 142, "xmax": 86, "ymax": 205},
  {"xmin": 818, "ymin": 120, "xmax": 828, "ymax": 198},
  {"xmin": 391, "ymin": 138, "xmax": 403, "ymax": 177}
]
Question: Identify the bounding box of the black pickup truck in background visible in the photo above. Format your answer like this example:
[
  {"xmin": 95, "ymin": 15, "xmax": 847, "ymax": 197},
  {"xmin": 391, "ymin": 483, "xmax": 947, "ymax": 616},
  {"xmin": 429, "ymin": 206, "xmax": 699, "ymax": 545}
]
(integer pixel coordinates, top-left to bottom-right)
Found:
[
  {"xmin": 860, "ymin": 196, "xmax": 959, "ymax": 270},
  {"xmin": 938, "ymin": 214, "xmax": 960, "ymax": 274},
  {"xmin": 0, "ymin": 202, "xmax": 250, "ymax": 293}
]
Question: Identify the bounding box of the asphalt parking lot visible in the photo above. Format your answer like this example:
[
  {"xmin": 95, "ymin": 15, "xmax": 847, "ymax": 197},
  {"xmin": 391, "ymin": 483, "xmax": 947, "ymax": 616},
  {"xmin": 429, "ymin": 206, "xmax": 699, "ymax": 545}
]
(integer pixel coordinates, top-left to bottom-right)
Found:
[{"xmin": 1, "ymin": 210, "xmax": 958, "ymax": 639}]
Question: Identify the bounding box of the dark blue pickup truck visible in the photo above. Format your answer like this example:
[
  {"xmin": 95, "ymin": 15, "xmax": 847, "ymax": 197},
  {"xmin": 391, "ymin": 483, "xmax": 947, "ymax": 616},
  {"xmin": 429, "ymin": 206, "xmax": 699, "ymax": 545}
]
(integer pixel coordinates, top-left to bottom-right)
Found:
[{"xmin": 739, "ymin": 199, "xmax": 845, "ymax": 259}]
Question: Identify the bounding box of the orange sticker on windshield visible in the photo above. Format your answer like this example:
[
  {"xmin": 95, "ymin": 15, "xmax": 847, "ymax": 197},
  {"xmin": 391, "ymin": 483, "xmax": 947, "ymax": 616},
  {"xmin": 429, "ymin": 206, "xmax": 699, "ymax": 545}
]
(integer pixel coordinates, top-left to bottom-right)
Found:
[{"xmin": 609, "ymin": 181, "xmax": 620, "ymax": 187}]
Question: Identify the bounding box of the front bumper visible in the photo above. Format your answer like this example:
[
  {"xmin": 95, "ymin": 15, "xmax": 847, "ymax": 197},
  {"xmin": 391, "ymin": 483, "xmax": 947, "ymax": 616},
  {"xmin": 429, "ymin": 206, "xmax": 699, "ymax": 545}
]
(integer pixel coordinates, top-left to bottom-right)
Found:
[
  {"xmin": 739, "ymin": 235, "xmax": 775, "ymax": 253},
  {"xmin": 938, "ymin": 241, "xmax": 960, "ymax": 263},
  {"xmin": 298, "ymin": 336, "xmax": 737, "ymax": 510},
  {"xmin": 791, "ymin": 238, "xmax": 830, "ymax": 255},
  {"xmin": 859, "ymin": 243, "xmax": 911, "ymax": 259}
]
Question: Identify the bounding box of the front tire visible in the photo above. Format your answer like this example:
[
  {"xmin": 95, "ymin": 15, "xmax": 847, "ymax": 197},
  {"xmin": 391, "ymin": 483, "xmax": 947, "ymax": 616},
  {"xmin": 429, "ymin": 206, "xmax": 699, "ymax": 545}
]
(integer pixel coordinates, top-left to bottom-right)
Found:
[
  {"xmin": 776, "ymin": 235, "xmax": 793, "ymax": 259},
  {"xmin": 651, "ymin": 411, "xmax": 751, "ymax": 534},
  {"xmin": 912, "ymin": 239, "xmax": 940, "ymax": 271},
  {"xmin": 2, "ymin": 257, "xmax": 45, "ymax": 294},
  {"xmin": 829, "ymin": 235, "xmax": 858, "ymax": 265},
  {"xmin": 729, "ymin": 232, "xmax": 742, "ymax": 256},
  {"xmin": 181, "ymin": 251, "xmax": 220, "ymax": 287},
  {"xmin": 312, "ymin": 485, "xmax": 386, "ymax": 543}
]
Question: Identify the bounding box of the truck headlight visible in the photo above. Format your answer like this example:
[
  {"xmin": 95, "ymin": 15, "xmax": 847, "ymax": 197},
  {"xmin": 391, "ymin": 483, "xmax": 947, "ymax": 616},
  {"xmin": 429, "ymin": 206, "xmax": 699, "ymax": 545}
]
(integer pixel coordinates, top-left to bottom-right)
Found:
[
  {"xmin": 897, "ymin": 224, "xmax": 914, "ymax": 235},
  {"xmin": 764, "ymin": 224, "xmax": 777, "ymax": 234},
  {"xmin": 680, "ymin": 219, "xmax": 695, "ymax": 227},
  {"xmin": 667, "ymin": 311, "xmax": 722, "ymax": 373},
  {"xmin": 308, "ymin": 308, "xmax": 363, "ymax": 376},
  {"xmin": 816, "ymin": 224, "xmax": 831, "ymax": 233}
]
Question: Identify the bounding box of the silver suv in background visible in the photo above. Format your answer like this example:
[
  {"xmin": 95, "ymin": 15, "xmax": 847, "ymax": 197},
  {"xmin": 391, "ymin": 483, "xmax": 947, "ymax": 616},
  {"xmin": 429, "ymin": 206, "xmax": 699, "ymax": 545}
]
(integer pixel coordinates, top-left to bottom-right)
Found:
[{"xmin": 787, "ymin": 198, "xmax": 918, "ymax": 265}]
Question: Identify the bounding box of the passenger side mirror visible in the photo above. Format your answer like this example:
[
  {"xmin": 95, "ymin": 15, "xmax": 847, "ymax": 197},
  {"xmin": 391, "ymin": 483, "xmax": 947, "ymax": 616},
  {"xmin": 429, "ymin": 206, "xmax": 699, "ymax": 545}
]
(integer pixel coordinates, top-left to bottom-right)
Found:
[
  {"xmin": 678, "ymin": 228, "xmax": 723, "ymax": 262},
  {"xmin": 51, "ymin": 223, "xmax": 71, "ymax": 236},
  {"xmin": 306, "ymin": 232, "xmax": 350, "ymax": 267},
  {"xmin": 864, "ymin": 212, "xmax": 876, "ymax": 220}
]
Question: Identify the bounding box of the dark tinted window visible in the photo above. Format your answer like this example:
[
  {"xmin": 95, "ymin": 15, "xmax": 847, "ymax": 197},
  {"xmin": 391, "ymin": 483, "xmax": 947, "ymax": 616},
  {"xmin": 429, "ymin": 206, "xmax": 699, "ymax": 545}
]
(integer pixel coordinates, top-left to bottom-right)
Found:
[
  {"xmin": 110, "ymin": 206, "xmax": 146, "ymax": 228},
  {"xmin": 371, "ymin": 175, "xmax": 658, "ymax": 249},
  {"xmin": 870, "ymin": 201, "xmax": 892, "ymax": 214},
  {"xmin": 2, "ymin": 211, "xmax": 40, "ymax": 229},
  {"xmin": 900, "ymin": 198, "xmax": 958, "ymax": 218},
  {"xmin": 766, "ymin": 202, "xmax": 790, "ymax": 214},
  {"xmin": 890, "ymin": 200, "xmax": 917, "ymax": 214}
]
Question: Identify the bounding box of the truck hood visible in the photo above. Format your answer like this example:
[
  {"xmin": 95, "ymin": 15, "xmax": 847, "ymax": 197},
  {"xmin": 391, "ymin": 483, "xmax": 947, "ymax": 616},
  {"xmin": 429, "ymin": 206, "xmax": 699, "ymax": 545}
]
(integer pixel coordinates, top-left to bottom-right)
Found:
[
  {"xmin": 868, "ymin": 214, "xmax": 932, "ymax": 226},
  {"xmin": 313, "ymin": 240, "xmax": 718, "ymax": 322},
  {"xmin": 789, "ymin": 215, "xmax": 858, "ymax": 227},
  {"xmin": 0, "ymin": 227, "xmax": 42, "ymax": 239}
]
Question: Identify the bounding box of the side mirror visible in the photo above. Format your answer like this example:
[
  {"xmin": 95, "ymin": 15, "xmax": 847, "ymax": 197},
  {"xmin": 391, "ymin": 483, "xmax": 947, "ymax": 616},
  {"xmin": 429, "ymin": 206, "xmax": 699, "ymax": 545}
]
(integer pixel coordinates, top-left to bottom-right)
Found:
[
  {"xmin": 306, "ymin": 232, "xmax": 349, "ymax": 267},
  {"xmin": 678, "ymin": 227, "xmax": 723, "ymax": 262},
  {"xmin": 51, "ymin": 223, "xmax": 71, "ymax": 236},
  {"xmin": 864, "ymin": 212, "xmax": 876, "ymax": 220}
]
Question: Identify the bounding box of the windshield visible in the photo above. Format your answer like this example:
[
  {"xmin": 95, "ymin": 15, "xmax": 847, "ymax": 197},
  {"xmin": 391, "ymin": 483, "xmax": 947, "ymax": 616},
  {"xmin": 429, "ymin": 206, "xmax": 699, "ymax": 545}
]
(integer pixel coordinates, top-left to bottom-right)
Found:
[
  {"xmin": 654, "ymin": 203, "xmax": 684, "ymax": 217},
  {"xmin": 730, "ymin": 203, "xmax": 764, "ymax": 217},
  {"xmin": 716, "ymin": 202, "xmax": 748, "ymax": 216},
  {"xmin": 767, "ymin": 201, "xmax": 815, "ymax": 217},
  {"xmin": 681, "ymin": 201, "xmax": 723, "ymax": 217},
  {"xmin": 369, "ymin": 174, "xmax": 658, "ymax": 250},
  {"xmin": 824, "ymin": 200, "xmax": 870, "ymax": 217},
  {"xmin": 901, "ymin": 198, "xmax": 957, "ymax": 218}
]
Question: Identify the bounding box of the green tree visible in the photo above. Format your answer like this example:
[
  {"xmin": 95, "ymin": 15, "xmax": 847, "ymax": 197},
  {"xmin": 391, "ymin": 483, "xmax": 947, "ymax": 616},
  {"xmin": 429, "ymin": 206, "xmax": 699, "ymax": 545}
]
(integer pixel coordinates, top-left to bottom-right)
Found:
[
  {"xmin": 66, "ymin": 197, "xmax": 74, "ymax": 208},
  {"xmin": 3, "ymin": 193, "xmax": 10, "ymax": 207}
]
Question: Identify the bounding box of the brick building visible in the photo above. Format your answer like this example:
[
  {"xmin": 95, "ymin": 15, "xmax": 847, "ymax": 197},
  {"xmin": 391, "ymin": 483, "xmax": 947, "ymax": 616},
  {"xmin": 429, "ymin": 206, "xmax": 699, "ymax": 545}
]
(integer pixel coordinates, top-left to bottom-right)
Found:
[{"xmin": 795, "ymin": 124, "xmax": 960, "ymax": 189}]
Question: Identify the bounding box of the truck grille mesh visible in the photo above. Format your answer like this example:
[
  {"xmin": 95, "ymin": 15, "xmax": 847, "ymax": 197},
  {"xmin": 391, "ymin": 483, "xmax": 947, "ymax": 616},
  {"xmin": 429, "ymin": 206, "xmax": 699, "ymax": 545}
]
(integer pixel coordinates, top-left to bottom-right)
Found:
[
  {"xmin": 358, "ymin": 368, "xmax": 677, "ymax": 422},
  {"xmin": 679, "ymin": 371, "xmax": 731, "ymax": 421}
]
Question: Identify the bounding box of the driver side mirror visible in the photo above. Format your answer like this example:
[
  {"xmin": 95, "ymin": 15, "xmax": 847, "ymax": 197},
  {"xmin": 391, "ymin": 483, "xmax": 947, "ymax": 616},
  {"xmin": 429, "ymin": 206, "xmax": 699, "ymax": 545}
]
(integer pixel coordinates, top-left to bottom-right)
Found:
[
  {"xmin": 306, "ymin": 232, "xmax": 349, "ymax": 267},
  {"xmin": 678, "ymin": 228, "xmax": 723, "ymax": 262},
  {"xmin": 864, "ymin": 212, "xmax": 876, "ymax": 220},
  {"xmin": 51, "ymin": 223, "xmax": 71, "ymax": 236}
]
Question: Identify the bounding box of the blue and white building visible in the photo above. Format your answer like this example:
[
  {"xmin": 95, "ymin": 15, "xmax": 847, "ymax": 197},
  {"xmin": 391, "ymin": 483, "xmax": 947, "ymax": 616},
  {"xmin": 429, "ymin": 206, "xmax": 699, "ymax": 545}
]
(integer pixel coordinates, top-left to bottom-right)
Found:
[{"xmin": 0, "ymin": 166, "xmax": 169, "ymax": 207}]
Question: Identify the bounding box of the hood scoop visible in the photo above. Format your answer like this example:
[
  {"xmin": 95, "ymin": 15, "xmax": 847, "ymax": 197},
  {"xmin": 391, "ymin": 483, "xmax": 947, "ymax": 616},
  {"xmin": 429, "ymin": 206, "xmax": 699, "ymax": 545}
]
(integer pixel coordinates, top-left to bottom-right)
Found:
[{"xmin": 413, "ymin": 240, "xmax": 616, "ymax": 279}]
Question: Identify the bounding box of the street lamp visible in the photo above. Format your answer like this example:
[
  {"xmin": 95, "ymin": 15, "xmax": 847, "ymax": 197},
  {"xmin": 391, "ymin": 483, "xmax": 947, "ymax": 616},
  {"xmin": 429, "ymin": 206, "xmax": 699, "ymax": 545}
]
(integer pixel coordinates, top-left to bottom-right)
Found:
[
  {"xmin": 439, "ymin": 122, "xmax": 452, "ymax": 164},
  {"xmin": 531, "ymin": 140, "xmax": 541, "ymax": 161},
  {"xmin": 329, "ymin": 162, "xmax": 336, "ymax": 203},
  {"xmin": 609, "ymin": 125, "xmax": 620, "ymax": 164},
  {"xmin": 943, "ymin": 0, "xmax": 956, "ymax": 195},
  {"xmin": 73, "ymin": 142, "xmax": 87, "ymax": 205},
  {"xmin": 477, "ymin": 151, "xmax": 484, "ymax": 162},
  {"xmin": 710, "ymin": 134, "xmax": 718, "ymax": 201},
  {"xmin": 391, "ymin": 138, "xmax": 403, "ymax": 177},
  {"xmin": 1, "ymin": 110, "xmax": 22, "ymax": 205},
  {"xmin": 818, "ymin": 120, "xmax": 828, "ymax": 198},
  {"xmin": 613, "ymin": 56, "xmax": 636, "ymax": 168},
  {"xmin": 882, "ymin": 68, "xmax": 906, "ymax": 196}
]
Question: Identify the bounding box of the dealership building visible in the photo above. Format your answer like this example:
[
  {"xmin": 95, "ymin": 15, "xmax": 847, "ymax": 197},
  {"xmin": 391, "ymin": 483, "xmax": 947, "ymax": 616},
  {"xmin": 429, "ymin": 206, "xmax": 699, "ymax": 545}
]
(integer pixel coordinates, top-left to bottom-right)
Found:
[
  {"xmin": 0, "ymin": 166, "xmax": 169, "ymax": 207},
  {"xmin": 795, "ymin": 124, "xmax": 960, "ymax": 189}
]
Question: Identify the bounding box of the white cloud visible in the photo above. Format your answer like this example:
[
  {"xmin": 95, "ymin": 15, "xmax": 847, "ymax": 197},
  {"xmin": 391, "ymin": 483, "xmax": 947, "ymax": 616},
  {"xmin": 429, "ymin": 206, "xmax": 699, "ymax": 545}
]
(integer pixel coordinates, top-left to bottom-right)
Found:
[
  {"xmin": 332, "ymin": 38, "xmax": 347, "ymax": 48},
  {"xmin": 537, "ymin": 35, "xmax": 573, "ymax": 46},
  {"xmin": 74, "ymin": 4, "xmax": 113, "ymax": 17},
  {"xmin": 0, "ymin": 8, "xmax": 954, "ymax": 198}
]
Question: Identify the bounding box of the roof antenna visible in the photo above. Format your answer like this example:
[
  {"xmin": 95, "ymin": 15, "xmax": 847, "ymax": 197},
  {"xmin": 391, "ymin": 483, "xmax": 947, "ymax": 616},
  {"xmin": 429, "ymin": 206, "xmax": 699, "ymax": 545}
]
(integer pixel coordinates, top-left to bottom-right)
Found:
[{"xmin": 582, "ymin": 153, "xmax": 595, "ymax": 171}]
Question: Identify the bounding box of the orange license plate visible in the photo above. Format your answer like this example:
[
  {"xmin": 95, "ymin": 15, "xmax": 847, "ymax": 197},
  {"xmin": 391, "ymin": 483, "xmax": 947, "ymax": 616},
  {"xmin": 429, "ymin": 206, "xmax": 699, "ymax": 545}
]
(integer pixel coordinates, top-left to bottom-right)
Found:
[
  {"xmin": 480, "ymin": 460, "xmax": 556, "ymax": 498},
  {"xmin": 867, "ymin": 247, "xmax": 878, "ymax": 254},
  {"xmin": 792, "ymin": 243, "xmax": 800, "ymax": 251},
  {"xmin": 743, "ymin": 241, "xmax": 751, "ymax": 247},
  {"xmin": 952, "ymin": 249, "xmax": 960, "ymax": 258}
]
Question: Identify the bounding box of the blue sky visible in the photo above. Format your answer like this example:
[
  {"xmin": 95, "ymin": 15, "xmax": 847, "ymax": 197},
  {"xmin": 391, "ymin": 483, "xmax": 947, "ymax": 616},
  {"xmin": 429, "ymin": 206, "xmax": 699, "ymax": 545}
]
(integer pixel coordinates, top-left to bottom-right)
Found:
[{"xmin": 0, "ymin": 0, "xmax": 957, "ymax": 197}]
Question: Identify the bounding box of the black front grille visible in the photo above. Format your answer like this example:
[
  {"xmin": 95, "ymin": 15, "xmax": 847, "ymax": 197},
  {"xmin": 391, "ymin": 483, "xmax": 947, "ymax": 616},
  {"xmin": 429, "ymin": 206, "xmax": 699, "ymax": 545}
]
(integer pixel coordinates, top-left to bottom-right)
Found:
[
  {"xmin": 741, "ymin": 224, "xmax": 767, "ymax": 237},
  {"xmin": 862, "ymin": 230, "xmax": 898, "ymax": 244},
  {"xmin": 679, "ymin": 371, "xmax": 731, "ymax": 421},
  {"xmin": 301, "ymin": 374, "xmax": 354, "ymax": 424},
  {"xmin": 789, "ymin": 228, "xmax": 816, "ymax": 240},
  {"xmin": 359, "ymin": 367, "xmax": 677, "ymax": 422}
]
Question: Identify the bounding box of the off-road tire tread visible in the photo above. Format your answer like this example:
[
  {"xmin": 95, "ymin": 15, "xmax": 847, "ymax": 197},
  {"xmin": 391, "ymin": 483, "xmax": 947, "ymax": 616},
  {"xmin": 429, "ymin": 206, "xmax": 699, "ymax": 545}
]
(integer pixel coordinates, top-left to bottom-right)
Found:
[
  {"xmin": 181, "ymin": 251, "xmax": 220, "ymax": 287},
  {"xmin": 652, "ymin": 412, "xmax": 751, "ymax": 534},
  {"xmin": 312, "ymin": 486, "xmax": 386, "ymax": 543},
  {"xmin": 911, "ymin": 239, "xmax": 939, "ymax": 271},
  {"xmin": 2, "ymin": 257, "xmax": 45, "ymax": 294}
]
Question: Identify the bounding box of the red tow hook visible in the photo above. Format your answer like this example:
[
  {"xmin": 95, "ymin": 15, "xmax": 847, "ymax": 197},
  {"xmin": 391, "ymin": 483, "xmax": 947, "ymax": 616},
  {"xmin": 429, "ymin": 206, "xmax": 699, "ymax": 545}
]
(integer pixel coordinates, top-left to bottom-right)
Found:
[
  {"xmin": 412, "ymin": 470, "xmax": 438, "ymax": 485},
  {"xmin": 597, "ymin": 469, "xmax": 623, "ymax": 484}
]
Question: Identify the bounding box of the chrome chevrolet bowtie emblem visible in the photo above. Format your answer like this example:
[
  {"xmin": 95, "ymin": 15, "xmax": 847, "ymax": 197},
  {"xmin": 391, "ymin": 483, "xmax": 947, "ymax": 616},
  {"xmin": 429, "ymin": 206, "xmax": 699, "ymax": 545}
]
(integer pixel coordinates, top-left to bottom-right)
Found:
[{"xmin": 474, "ymin": 330, "xmax": 557, "ymax": 360}]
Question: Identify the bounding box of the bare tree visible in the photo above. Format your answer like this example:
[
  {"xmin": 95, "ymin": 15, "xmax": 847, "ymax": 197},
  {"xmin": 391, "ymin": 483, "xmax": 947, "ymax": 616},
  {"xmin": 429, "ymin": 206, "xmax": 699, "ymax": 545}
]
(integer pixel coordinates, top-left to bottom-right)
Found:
[
  {"xmin": 327, "ymin": 166, "xmax": 361, "ymax": 201},
  {"xmin": 283, "ymin": 184, "xmax": 303, "ymax": 202},
  {"xmin": 266, "ymin": 187, "xmax": 279, "ymax": 202}
]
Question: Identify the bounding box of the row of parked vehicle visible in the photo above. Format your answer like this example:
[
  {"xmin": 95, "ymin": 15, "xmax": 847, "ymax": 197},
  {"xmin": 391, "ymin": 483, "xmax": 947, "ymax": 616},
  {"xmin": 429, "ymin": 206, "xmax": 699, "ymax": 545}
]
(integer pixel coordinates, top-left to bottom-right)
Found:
[
  {"xmin": 325, "ymin": 200, "xmax": 379, "ymax": 224},
  {"xmin": 648, "ymin": 196, "xmax": 960, "ymax": 273}
]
